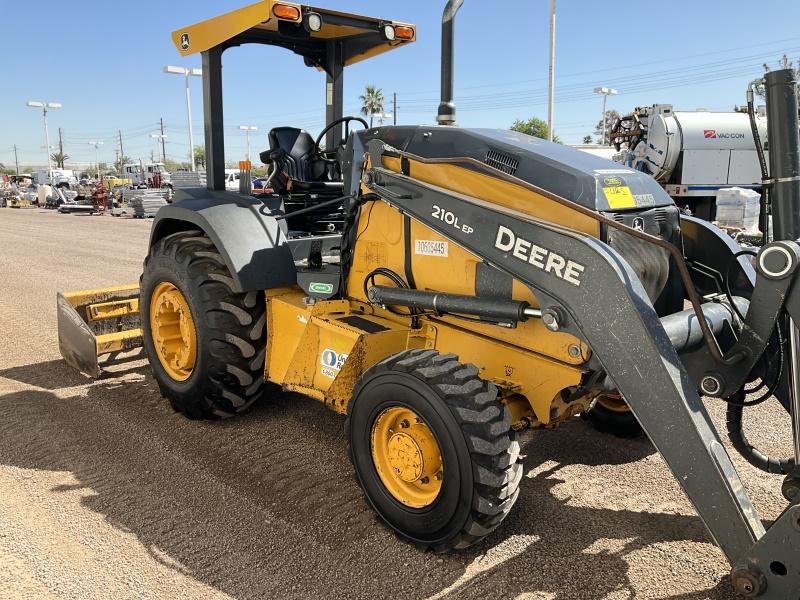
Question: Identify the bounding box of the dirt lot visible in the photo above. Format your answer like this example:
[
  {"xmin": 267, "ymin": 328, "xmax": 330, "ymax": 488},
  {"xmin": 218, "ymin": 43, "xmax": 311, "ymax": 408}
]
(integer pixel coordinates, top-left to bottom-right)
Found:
[{"xmin": 0, "ymin": 208, "xmax": 794, "ymax": 599}]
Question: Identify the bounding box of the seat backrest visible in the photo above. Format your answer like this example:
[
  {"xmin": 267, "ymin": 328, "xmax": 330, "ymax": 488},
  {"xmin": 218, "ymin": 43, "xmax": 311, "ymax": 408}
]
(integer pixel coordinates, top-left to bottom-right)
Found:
[{"xmin": 268, "ymin": 127, "xmax": 316, "ymax": 182}]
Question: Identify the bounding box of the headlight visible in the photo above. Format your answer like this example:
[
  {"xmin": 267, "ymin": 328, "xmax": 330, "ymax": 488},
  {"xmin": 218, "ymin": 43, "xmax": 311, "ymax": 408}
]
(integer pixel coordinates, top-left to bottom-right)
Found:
[
  {"xmin": 306, "ymin": 12, "xmax": 322, "ymax": 32},
  {"xmin": 383, "ymin": 24, "xmax": 396, "ymax": 41}
]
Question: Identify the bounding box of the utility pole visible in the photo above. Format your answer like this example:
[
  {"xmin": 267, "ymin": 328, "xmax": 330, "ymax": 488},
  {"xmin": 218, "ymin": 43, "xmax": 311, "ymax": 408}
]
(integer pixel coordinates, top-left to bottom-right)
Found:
[
  {"xmin": 547, "ymin": 0, "xmax": 556, "ymax": 142},
  {"xmin": 118, "ymin": 130, "xmax": 125, "ymax": 158},
  {"xmin": 88, "ymin": 141, "xmax": 104, "ymax": 179},
  {"xmin": 26, "ymin": 100, "xmax": 62, "ymax": 178},
  {"xmin": 13, "ymin": 144, "xmax": 19, "ymax": 175},
  {"xmin": 393, "ymin": 92, "xmax": 397, "ymax": 125},
  {"xmin": 164, "ymin": 66, "xmax": 202, "ymax": 171},
  {"xmin": 594, "ymin": 87, "xmax": 619, "ymax": 145},
  {"xmin": 58, "ymin": 128, "xmax": 64, "ymax": 155},
  {"xmin": 160, "ymin": 117, "xmax": 167, "ymax": 162},
  {"xmin": 238, "ymin": 125, "xmax": 258, "ymax": 162}
]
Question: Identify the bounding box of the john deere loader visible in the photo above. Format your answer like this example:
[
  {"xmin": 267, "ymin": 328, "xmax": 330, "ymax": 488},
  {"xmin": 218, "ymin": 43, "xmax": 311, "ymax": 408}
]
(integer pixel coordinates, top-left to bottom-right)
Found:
[{"xmin": 58, "ymin": 1, "xmax": 800, "ymax": 596}]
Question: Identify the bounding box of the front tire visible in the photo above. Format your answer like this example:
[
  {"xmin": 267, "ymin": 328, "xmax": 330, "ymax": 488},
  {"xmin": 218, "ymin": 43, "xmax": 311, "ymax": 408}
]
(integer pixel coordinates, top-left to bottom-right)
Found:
[
  {"xmin": 140, "ymin": 230, "xmax": 267, "ymax": 419},
  {"xmin": 347, "ymin": 349, "xmax": 522, "ymax": 551}
]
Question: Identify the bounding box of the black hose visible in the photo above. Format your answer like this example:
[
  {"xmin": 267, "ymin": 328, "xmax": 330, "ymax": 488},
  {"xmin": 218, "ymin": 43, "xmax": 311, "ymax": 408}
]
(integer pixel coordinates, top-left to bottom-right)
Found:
[
  {"xmin": 363, "ymin": 267, "xmax": 425, "ymax": 328},
  {"xmin": 726, "ymin": 393, "xmax": 794, "ymax": 474},
  {"xmin": 747, "ymin": 83, "xmax": 770, "ymax": 238}
]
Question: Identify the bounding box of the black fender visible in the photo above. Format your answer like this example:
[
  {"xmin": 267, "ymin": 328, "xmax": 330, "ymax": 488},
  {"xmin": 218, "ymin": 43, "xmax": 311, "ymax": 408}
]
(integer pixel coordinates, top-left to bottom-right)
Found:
[
  {"xmin": 680, "ymin": 215, "xmax": 756, "ymax": 296},
  {"xmin": 150, "ymin": 188, "xmax": 296, "ymax": 293}
]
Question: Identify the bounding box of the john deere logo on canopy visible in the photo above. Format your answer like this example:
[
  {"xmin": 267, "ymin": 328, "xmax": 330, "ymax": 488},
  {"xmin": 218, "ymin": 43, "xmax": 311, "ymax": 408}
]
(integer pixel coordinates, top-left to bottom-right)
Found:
[{"xmin": 180, "ymin": 33, "xmax": 190, "ymax": 50}]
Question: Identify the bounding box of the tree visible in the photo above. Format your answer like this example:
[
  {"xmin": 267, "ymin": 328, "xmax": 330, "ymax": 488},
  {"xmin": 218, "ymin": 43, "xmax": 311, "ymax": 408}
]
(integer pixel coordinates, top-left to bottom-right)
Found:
[
  {"xmin": 359, "ymin": 85, "xmax": 385, "ymax": 127},
  {"xmin": 0, "ymin": 163, "xmax": 14, "ymax": 176},
  {"xmin": 594, "ymin": 109, "xmax": 621, "ymax": 146},
  {"xmin": 50, "ymin": 151, "xmax": 69, "ymax": 168},
  {"xmin": 164, "ymin": 159, "xmax": 184, "ymax": 173},
  {"xmin": 756, "ymin": 54, "xmax": 800, "ymax": 101},
  {"xmin": 194, "ymin": 145, "xmax": 206, "ymax": 168},
  {"xmin": 582, "ymin": 135, "xmax": 594, "ymax": 144},
  {"xmin": 510, "ymin": 117, "xmax": 560, "ymax": 143}
]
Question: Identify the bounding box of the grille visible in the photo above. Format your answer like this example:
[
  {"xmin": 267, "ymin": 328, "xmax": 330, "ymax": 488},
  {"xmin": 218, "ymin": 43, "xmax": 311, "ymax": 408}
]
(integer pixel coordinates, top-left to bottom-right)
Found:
[
  {"xmin": 485, "ymin": 149, "xmax": 519, "ymax": 175},
  {"xmin": 654, "ymin": 208, "xmax": 668, "ymax": 223}
]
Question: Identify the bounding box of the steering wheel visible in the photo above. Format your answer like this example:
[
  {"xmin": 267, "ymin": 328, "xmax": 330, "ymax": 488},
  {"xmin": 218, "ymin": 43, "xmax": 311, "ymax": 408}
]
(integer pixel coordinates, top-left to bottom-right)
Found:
[{"xmin": 313, "ymin": 116, "xmax": 369, "ymax": 156}]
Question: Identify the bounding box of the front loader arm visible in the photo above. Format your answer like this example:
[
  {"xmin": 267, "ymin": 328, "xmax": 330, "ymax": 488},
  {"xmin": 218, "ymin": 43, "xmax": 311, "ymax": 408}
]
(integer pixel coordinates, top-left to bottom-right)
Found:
[{"xmin": 362, "ymin": 149, "xmax": 800, "ymax": 598}]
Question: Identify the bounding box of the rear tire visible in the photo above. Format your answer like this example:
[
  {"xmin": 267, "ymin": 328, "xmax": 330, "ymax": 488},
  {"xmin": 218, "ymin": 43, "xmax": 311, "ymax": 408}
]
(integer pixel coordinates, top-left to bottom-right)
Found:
[
  {"xmin": 140, "ymin": 230, "xmax": 267, "ymax": 419},
  {"xmin": 347, "ymin": 349, "xmax": 522, "ymax": 551},
  {"xmin": 583, "ymin": 396, "xmax": 643, "ymax": 437}
]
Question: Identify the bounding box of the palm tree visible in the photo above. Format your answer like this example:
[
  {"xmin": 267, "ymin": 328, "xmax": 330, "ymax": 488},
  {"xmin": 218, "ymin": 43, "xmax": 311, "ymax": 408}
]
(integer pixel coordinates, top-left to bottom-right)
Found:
[
  {"xmin": 50, "ymin": 151, "xmax": 69, "ymax": 168},
  {"xmin": 359, "ymin": 85, "xmax": 385, "ymax": 127}
]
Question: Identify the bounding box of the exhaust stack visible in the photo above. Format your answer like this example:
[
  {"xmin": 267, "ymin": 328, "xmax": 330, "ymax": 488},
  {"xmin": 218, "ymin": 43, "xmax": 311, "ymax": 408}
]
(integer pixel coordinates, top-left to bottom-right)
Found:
[
  {"xmin": 437, "ymin": 0, "xmax": 464, "ymax": 126},
  {"xmin": 765, "ymin": 68, "xmax": 800, "ymax": 241}
]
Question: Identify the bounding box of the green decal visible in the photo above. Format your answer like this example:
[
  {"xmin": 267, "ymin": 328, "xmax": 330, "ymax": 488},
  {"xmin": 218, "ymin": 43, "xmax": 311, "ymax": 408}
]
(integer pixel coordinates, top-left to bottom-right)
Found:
[
  {"xmin": 603, "ymin": 176, "xmax": 623, "ymax": 186},
  {"xmin": 309, "ymin": 282, "xmax": 334, "ymax": 294}
]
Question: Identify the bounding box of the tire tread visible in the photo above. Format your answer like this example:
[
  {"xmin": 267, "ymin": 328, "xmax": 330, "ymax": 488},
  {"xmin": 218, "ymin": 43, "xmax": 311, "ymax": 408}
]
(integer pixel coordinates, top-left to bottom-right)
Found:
[
  {"xmin": 347, "ymin": 349, "xmax": 521, "ymax": 552},
  {"xmin": 141, "ymin": 230, "xmax": 266, "ymax": 419}
]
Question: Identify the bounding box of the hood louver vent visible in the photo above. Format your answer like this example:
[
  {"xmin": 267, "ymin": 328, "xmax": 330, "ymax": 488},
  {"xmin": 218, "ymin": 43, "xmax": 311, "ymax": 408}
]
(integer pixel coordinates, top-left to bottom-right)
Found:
[{"xmin": 485, "ymin": 149, "xmax": 519, "ymax": 175}]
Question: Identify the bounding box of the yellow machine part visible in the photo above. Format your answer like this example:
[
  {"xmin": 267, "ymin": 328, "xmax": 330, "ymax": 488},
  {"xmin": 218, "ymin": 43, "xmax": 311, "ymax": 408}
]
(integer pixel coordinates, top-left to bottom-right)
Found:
[
  {"xmin": 57, "ymin": 284, "xmax": 143, "ymax": 378},
  {"xmin": 340, "ymin": 156, "xmax": 594, "ymax": 424},
  {"xmin": 265, "ymin": 289, "xmax": 425, "ymax": 414},
  {"xmin": 149, "ymin": 282, "xmax": 197, "ymax": 382},
  {"xmin": 103, "ymin": 178, "xmax": 132, "ymax": 190},
  {"xmin": 172, "ymin": 0, "xmax": 415, "ymax": 65},
  {"xmin": 371, "ymin": 406, "xmax": 443, "ymax": 508}
]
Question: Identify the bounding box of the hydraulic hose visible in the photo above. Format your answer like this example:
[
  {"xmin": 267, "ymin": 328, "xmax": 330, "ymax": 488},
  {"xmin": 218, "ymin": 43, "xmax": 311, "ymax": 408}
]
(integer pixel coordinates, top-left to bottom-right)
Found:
[
  {"xmin": 747, "ymin": 80, "xmax": 770, "ymax": 237},
  {"xmin": 726, "ymin": 394, "xmax": 794, "ymax": 475}
]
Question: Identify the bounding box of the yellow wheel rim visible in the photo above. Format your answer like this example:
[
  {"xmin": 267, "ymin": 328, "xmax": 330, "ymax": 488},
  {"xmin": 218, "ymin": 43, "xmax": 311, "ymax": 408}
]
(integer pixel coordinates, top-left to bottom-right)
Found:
[
  {"xmin": 371, "ymin": 406, "xmax": 443, "ymax": 508},
  {"xmin": 596, "ymin": 395, "xmax": 630, "ymax": 413},
  {"xmin": 149, "ymin": 282, "xmax": 197, "ymax": 382}
]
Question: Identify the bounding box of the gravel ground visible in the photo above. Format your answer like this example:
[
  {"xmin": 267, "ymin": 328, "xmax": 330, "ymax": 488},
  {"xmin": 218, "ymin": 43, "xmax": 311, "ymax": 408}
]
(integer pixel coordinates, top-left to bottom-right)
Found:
[{"xmin": 0, "ymin": 208, "xmax": 794, "ymax": 600}]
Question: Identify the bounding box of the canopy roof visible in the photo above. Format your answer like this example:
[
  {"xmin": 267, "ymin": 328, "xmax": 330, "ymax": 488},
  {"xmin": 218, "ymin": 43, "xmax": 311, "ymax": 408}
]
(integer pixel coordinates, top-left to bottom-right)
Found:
[{"xmin": 171, "ymin": 0, "xmax": 415, "ymax": 70}]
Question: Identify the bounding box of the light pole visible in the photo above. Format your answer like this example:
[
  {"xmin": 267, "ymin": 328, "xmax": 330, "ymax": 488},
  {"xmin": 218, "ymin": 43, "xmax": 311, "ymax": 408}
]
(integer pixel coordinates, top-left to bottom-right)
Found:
[
  {"xmin": 88, "ymin": 141, "xmax": 104, "ymax": 179},
  {"xmin": 164, "ymin": 66, "xmax": 202, "ymax": 171},
  {"xmin": 547, "ymin": 0, "xmax": 556, "ymax": 142},
  {"xmin": 238, "ymin": 125, "xmax": 258, "ymax": 162},
  {"xmin": 151, "ymin": 133, "xmax": 168, "ymax": 162},
  {"xmin": 26, "ymin": 100, "xmax": 61, "ymax": 178},
  {"xmin": 373, "ymin": 112, "xmax": 393, "ymax": 126},
  {"xmin": 594, "ymin": 86, "xmax": 618, "ymax": 144}
]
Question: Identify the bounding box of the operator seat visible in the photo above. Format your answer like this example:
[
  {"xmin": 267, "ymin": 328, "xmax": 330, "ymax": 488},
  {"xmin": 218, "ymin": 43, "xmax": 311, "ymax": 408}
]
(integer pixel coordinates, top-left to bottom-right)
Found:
[{"xmin": 262, "ymin": 127, "xmax": 343, "ymax": 193}]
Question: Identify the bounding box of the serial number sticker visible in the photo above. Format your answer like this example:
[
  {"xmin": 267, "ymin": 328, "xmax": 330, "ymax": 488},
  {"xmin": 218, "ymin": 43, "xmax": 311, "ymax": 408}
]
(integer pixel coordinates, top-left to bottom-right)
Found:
[
  {"xmin": 603, "ymin": 186, "xmax": 637, "ymax": 209},
  {"xmin": 415, "ymin": 240, "xmax": 449, "ymax": 257},
  {"xmin": 634, "ymin": 193, "xmax": 656, "ymax": 207}
]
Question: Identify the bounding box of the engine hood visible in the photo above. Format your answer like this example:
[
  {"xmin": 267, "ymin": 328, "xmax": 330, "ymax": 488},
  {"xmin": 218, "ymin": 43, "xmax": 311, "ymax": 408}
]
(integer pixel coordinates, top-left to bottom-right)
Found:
[{"xmin": 362, "ymin": 125, "xmax": 675, "ymax": 212}]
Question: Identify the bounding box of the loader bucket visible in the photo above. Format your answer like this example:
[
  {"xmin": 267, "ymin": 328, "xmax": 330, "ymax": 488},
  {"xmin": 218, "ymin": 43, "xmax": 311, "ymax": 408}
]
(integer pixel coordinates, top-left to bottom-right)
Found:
[{"xmin": 57, "ymin": 284, "xmax": 143, "ymax": 378}]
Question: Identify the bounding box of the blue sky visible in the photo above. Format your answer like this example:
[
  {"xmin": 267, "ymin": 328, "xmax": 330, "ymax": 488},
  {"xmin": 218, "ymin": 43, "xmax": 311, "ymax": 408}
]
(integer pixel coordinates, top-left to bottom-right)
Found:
[{"xmin": 2, "ymin": 0, "xmax": 800, "ymax": 170}]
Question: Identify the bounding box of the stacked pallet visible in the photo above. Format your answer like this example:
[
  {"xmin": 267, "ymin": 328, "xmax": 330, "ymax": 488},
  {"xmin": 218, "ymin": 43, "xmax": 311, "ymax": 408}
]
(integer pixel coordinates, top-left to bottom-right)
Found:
[
  {"xmin": 125, "ymin": 189, "xmax": 168, "ymax": 218},
  {"xmin": 170, "ymin": 171, "xmax": 206, "ymax": 189}
]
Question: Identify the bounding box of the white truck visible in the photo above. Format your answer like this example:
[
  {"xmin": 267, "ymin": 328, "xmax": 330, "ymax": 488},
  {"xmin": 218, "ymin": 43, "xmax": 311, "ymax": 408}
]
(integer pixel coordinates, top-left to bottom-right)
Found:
[
  {"xmin": 122, "ymin": 163, "xmax": 173, "ymax": 188},
  {"xmin": 36, "ymin": 168, "xmax": 78, "ymax": 188},
  {"xmin": 611, "ymin": 104, "xmax": 767, "ymax": 220}
]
